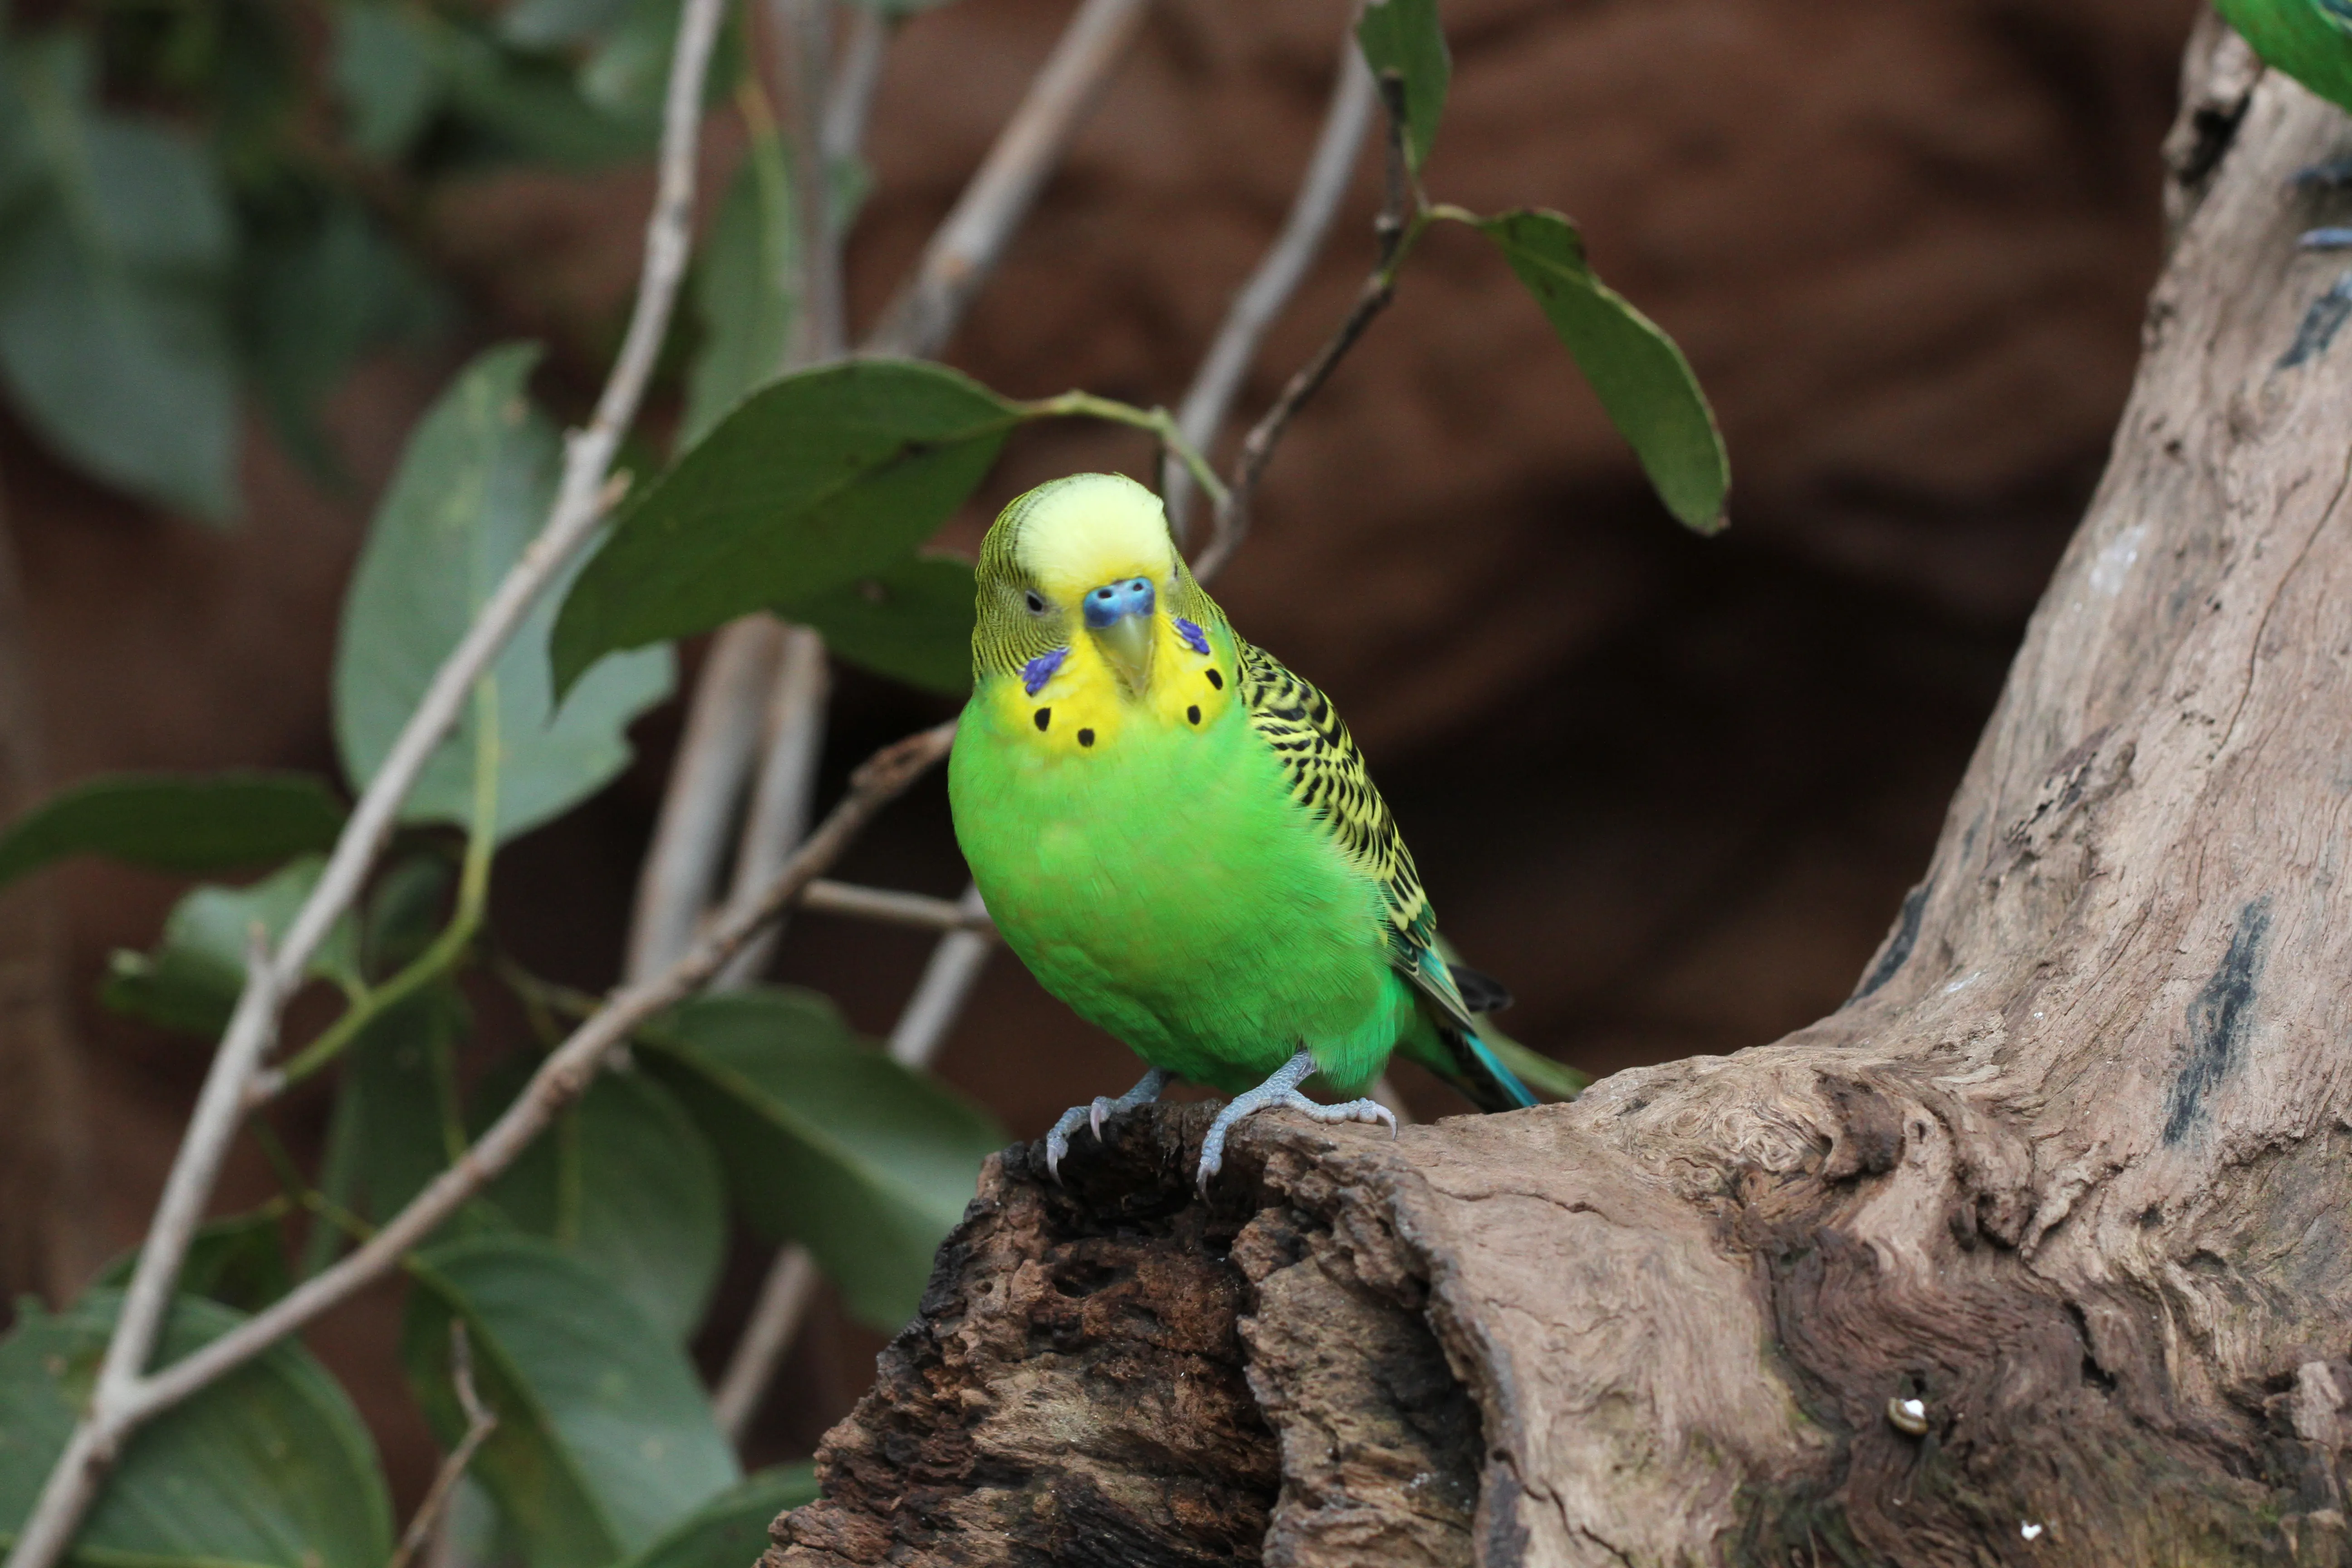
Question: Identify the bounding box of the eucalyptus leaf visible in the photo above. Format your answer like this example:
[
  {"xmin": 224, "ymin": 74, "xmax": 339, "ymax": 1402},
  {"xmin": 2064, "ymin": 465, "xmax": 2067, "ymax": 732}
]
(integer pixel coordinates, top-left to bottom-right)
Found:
[
  {"xmin": 473, "ymin": 1060, "xmax": 729, "ymax": 1343},
  {"xmin": 617, "ymin": 1466, "xmax": 818, "ymax": 1568},
  {"xmin": 638, "ymin": 987, "xmax": 1004, "ymax": 1329},
  {"xmin": 1468, "ymin": 209, "xmax": 1729, "ymax": 534},
  {"xmin": 0, "ymin": 770, "xmax": 344, "ymax": 891},
  {"xmin": 402, "ymin": 1236, "xmax": 740, "ymax": 1568},
  {"xmin": 679, "ymin": 137, "xmax": 796, "ymax": 452},
  {"xmin": 550, "ymin": 360, "xmax": 1020, "ymax": 698},
  {"xmin": 334, "ymin": 342, "xmax": 674, "ymax": 843},
  {"xmin": 334, "ymin": 3, "xmax": 445, "ymax": 159},
  {"xmin": 0, "ymin": 1290, "xmax": 392, "ymax": 1568},
  {"xmin": 303, "ymin": 982, "xmax": 470, "ymax": 1276},
  {"xmin": 1356, "ymin": 0, "xmax": 1448, "ymax": 172},
  {"xmin": 237, "ymin": 191, "xmax": 445, "ymax": 487},
  {"xmin": 0, "ymin": 36, "xmax": 237, "ymax": 520},
  {"xmin": 103, "ymin": 856, "xmax": 362, "ymax": 1037},
  {"xmin": 783, "ymin": 554, "xmax": 974, "ymax": 695}
]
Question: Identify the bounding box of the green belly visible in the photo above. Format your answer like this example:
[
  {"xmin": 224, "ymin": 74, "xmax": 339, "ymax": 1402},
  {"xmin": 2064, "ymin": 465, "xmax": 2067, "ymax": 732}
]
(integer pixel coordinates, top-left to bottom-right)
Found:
[{"xmin": 948, "ymin": 685, "xmax": 1411, "ymax": 1096}]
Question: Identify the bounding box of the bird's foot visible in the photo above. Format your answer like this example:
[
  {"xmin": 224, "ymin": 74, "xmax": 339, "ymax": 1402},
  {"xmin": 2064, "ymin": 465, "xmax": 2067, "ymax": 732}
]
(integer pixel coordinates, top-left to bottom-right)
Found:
[
  {"xmin": 1044, "ymin": 1068, "xmax": 1171, "ymax": 1183},
  {"xmin": 2304, "ymin": 227, "xmax": 2352, "ymax": 252},
  {"xmin": 1196, "ymin": 1049, "xmax": 1397, "ymax": 1194}
]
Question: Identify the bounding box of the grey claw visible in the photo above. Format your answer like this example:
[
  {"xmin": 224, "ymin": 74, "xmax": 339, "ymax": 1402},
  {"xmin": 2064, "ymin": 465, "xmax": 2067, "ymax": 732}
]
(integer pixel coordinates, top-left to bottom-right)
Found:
[
  {"xmin": 1089, "ymin": 1096, "xmax": 1114, "ymax": 1140},
  {"xmin": 1044, "ymin": 1103, "xmax": 1092, "ymax": 1186}
]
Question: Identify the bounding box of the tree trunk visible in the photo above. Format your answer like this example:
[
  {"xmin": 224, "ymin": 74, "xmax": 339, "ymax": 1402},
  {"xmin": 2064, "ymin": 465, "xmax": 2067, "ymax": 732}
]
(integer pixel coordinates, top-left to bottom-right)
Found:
[{"xmin": 770, "ymin": 24, "xmax": 2352, "ymax": 1564}]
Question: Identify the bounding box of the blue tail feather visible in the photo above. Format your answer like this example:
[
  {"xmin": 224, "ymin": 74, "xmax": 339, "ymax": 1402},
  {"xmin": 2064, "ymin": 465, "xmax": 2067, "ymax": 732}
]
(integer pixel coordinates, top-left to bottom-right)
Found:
[{"xmin": 1451, "ymin": 1026, "xmax": 1539, "ymax": 1112}]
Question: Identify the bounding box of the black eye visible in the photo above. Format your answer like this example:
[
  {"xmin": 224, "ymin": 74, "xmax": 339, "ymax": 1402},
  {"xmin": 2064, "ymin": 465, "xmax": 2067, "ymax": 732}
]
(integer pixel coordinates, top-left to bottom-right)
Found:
[{"xmin": 1024, "ymin": 590, "xmax": 1047, "ymax": 614}]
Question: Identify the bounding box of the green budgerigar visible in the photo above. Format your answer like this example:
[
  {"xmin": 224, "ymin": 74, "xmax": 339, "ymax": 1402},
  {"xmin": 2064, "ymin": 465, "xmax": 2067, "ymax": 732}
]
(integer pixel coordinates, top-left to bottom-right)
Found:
[
  {"xmin": 2222, "ymin": 0, "xmax": 2352, "ymax": 115},
  {"xmin": 948, "ymin": 473, "xmax": 1538, "ymax": 1191}
]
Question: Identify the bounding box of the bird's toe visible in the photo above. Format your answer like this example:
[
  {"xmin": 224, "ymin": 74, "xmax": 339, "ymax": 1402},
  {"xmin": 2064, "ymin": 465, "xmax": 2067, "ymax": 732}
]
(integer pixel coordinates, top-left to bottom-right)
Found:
[{"xmin": 1044, "ymin": 1103, "xmax": 1092, "ymax": 1185}]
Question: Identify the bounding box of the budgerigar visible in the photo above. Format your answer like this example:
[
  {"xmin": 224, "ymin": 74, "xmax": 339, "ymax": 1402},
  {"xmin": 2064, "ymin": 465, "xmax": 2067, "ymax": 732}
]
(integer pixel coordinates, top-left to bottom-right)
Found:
[
  {"xmin": 2221, "ymin": 0, "xmax": 2352, "ymax": 116},
  {"xmin": 948, "ymin": 472, "xmax": 1539, "ymax": 1191}
]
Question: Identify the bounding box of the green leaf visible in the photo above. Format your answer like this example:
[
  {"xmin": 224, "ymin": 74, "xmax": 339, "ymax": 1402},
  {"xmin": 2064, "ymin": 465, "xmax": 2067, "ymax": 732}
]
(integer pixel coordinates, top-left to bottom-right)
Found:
[
  {"xmin": 550, "ymin": 360, "xmax": 1020, "ymax": 698},
  {"xmin": 334, "ymin": 3, "xmax": 445, "ymax": 159},
  {"xmin": 344, "ymin": 984, "xmax": 470, "ymax": 1220},
  {"xmin": 473, "ymin": 1061, "xmax": 728, "ymax": 1343},
  {"xmin": 103, "ymin": 856, "xmax": 362, "ymax": 1037},
  {"xmin": 617, "ymin": 1466, "xmax": 817, "ymax": 1568},
  {"xmin": 783, "ymin": 554, "xmax": 974, "ymax": 696},
  {"xmin": 95, "ymin": 1208, "xmax": 293, "ymax": 1314},
  {"xmin": 0, "ymin": 36, "xmax": 237, "ymax": 521},
  {"xmin": 501, "ymin": 0, "xmax": 635, "ymax": 49},
  {"xmin": 0, "ymin": 771, "xmax": 344, "ymax": 892},
  {"xmin": 679, "ymin": 137, "xmax": 796, "ymax": 452},
  {"xmin": 1469, "ymin": 209, "xmax": 1729, "ymax": 534},
  {"xmin": 0, "ymin": 1290, "xmax": 393, "ymax": 1568},
  {"xmin": 1356, "ymin": 0, "xmax": 1449, "ymax": 172},
  {"xmin": 402, "ymin": 1236, "xmax": 740, "ymax": 1568},
  {"xmin": 335, "ymin": 342, "xmax": 674, "ymax": 843},
  {"xmin": 638, "ymin": 987, "xmax": 1004, "ymax": 1330},
  {"xmin": 236, "ymin": 190, "xmax": 446, "ymax": 488},
  {"xmin": 578, "ymin": 0, "xmax": 681, "ymax": 119}
]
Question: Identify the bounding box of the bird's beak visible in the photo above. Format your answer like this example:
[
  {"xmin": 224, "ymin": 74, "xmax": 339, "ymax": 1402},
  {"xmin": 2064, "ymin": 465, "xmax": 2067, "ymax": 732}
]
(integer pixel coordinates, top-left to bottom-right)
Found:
[{"xmin": 1082, "ymin": 575, "xmax": 1157, "ymax": 694}]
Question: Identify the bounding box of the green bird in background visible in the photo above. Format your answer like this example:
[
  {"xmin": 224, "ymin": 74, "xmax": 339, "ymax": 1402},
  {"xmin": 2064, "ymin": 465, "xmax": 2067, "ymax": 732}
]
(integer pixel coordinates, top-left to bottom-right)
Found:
[
  {"xmin": 949, "ymin": 474, "xmax": 1558, "ymax": 1190},
  {"xmin": 2220, "ymin": 0, "xmax": 2352, "ymax": 246}
]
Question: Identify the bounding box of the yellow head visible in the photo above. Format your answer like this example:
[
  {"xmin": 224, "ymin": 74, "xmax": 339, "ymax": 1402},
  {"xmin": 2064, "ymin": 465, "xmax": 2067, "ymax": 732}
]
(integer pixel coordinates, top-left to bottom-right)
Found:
[{"xmin": 971, "ymin": 473, "xmax": 1232, "ymax": 750}]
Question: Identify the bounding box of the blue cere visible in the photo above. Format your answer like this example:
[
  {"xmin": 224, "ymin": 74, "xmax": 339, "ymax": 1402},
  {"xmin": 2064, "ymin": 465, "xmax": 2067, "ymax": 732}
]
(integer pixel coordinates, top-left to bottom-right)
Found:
[
  {"xmin": 1022, "ymin": 647, "xmax": 1068, "ymax": 696},
  {"xmin": 1083, "ymin": 577, "xmax": 1156, "ymax": 629},
  {"xmin": 1173, "ymin": 618, "xmax": 1211, "ymax": 656}
]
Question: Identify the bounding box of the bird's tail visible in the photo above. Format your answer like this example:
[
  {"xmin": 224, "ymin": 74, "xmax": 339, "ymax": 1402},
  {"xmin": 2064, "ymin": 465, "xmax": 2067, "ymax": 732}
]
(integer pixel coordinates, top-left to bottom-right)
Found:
[{"xmin": 1439, "ymin": 1024, "xmax": 1540, "ymax": 1112}]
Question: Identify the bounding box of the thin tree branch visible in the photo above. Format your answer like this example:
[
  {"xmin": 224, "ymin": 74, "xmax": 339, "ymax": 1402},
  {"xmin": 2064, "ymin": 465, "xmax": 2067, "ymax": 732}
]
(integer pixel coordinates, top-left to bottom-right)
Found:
[
  {"xmin": 862, "ymin": 0, "xmax": 1152, "ymax": 359},
  {"xmin": 820, "ymin": 5, "xmax": 892, "ymax": 173},
  {"xmin": 800, "ymin": 879, "xmax": 997, "ymax": 934},
  {"xmin": 386, "ymin": 1323, "xmax": 497, "ymax": 1568},
  {"xmin": 714, "ymin": 624, "xmax": 829, "ymax": 988},
  {"xmin": 626, "ymin": 619, "xmax": 784, "ymax": 982},
  {"xmin": 772, "ymin": 0, "xmax": 847, "ymax": 364},
  {"xmin": 85, "ymin": 724, "xmax": 949, "ymax": 1439},
  {"xmin": 1162, "ymin": 39, "xmax": 1376, "ymax": 545},
  {"xmin": 1194, "ymin": 77, "xmax": 1421, "ymax": 586},
  {"xmin": 0, "ymin": 0, "xmax": 730, "ymax": 1558},
  {"xmin": 712, "ymin": 1245, "xmax": 819, "ymax": 1439}
]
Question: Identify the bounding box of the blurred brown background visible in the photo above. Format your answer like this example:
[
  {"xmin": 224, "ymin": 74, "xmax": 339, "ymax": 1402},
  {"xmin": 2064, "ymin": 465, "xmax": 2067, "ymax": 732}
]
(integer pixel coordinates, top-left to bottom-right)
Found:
[{"xmin": 0, "ymin": 0, "xmax": 2200, "ymax": 1495}]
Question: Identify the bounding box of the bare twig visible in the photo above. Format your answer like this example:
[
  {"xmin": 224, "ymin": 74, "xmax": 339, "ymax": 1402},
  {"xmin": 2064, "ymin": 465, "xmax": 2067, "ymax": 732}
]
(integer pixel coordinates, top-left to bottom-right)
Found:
[
  {"xmin": 863, "ymin": 0, "xmax": 1152, "ymax": 359},
  {"xmin": 626, "ymin": 620, "xmax": 784, "ymax": 982},
  {"xmin": 0, "ymin": 0, "xmax": 730, "ymax": 1558},
  {"xmin": 801, "ymin": 879, "xmax": 997, "ymax": 934},
  {"xmin": 821, "ymin": 5, "xmax": 892, "ymax": 173},
  {"xmin": 387, "ymin": 1323, "xmax": 498, "ymax": 1568},
  {"xmin": 707, "ymin": 0, "xmax": 1151, "ymax": 1441},
  {"xmin": 714, "ymin": 624, "xmax": 830, "ymax": 988},
  {"xmin": 1194, "ymin": 78, "xmax": 1421, "ymax": 586},
  {"xmin": 66, "ymin": 725, "xmax": 950, "ymax": 1455},
  {"xmin": 1163, "ymin": 40, "xmax": 1376, "ymax": 545},
  {"xmin": 771, "ymin": 0, "xmax": 847, "ymax": 364},
  {"xmin": 711, "ymin": 1246, "xmax": 819, "ymax": 1438}
]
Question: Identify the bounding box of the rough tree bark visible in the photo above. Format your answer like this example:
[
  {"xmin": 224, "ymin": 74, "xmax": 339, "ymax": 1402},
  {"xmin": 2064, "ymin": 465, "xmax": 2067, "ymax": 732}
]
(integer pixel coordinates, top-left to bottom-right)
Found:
[{"xmin": 770, "ymin": 24, "xmax": 2352, "ymax": 1565}]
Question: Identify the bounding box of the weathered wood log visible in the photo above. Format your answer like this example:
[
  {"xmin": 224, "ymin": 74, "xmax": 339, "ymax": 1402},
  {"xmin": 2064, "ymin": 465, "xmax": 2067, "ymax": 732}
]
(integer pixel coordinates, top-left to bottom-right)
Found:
[{"xmin": 771, "ymin": 25, "xmax": 2352, "ymax": 1564}]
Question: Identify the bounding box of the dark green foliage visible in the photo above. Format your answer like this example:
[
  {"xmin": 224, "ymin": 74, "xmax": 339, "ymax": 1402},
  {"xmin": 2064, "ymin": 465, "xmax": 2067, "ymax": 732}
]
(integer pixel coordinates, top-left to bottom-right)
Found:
[
  {"xmin": 0, "ymin": 1291, "xmax": 393, "ymax": 1568},
  {"xmin": 0, "ymin": 770, "xmax": 344, "ymax": 890},
  {"xmin": 639, "ymin": 987, "xmax": 1006, "ymax": 1329},
  {"xmin": 549, "ymin": 360, "xmax": 1019, "ymax": 696},
  {"xmin": 1469, "ymin": 209, "xmax": 1730, "ymax": 533},
  {"xmin": 402, "ymin": 1238, "xmax": 740, "ymax": 1568},
  {"xmin": 334, "ymin": 343, "xmax": 674, "ymax": 843},
  {"xmin": 1355, "ymin": 0, "xmax": 1449, "ymax": 171}
]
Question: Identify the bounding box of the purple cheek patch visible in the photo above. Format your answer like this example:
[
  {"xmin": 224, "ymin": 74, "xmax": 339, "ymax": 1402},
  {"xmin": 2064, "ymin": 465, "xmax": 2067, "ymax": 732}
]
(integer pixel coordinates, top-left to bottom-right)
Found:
[
  {"xmin": 1174, "ymin": 618, "xmax": 1211, "ymax": 656},
  {"xmin": 1022, "ymin": 647, "xmax": 1069, "ymax": 696}
]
